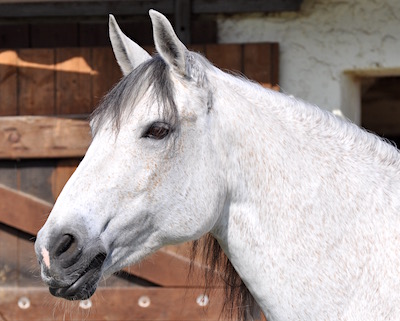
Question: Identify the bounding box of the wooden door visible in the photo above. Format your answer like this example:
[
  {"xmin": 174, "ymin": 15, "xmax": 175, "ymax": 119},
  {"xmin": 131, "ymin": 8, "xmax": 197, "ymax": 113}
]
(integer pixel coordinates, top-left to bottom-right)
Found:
[{"xmin": 0, "ymin": 44, "xmax": 278, "ymax": 321}]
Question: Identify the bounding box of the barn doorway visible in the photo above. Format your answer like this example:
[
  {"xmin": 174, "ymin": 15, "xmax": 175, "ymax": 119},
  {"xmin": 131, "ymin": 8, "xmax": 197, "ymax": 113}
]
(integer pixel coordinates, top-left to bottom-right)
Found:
[{"xmin": 361, "ymin": 76, "xmax": 400, "ymax": 147}]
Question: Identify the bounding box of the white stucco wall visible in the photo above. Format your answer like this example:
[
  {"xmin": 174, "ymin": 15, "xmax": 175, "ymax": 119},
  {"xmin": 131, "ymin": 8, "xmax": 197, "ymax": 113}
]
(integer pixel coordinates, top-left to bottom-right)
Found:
[{"xmin": 217, "ymin": 0, "xmax": 400, "ymax": 123}]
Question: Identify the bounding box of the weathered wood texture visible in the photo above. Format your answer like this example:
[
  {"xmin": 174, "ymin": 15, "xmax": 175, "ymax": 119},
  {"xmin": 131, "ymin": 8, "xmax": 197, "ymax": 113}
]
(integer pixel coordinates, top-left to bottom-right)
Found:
[
  {"xmin": 0, "ymin": 287, "xmax": 229, "ymax": 321},
  {"xmin": 0, "ymin": 183, "xmax": 213, "ymax": 287},
  {"xmin": 0, "ymin": 184, "xmax": 51, "ymax": 235},
  {"xmin": 0, "ymin": 44, "xmax": 278, "ymax": 117},
  {"xmin": 0, "ymin": 0, "xmax": 303, "ymax": 17},
  {"xmin": 0, "ymin": 17, "xmax": 216, "ymax": 49},
  {"xmin": 0, "ymin": 48, "xmax": 121, "ymax": 117},
  {"xmin": 0, "ymin": 42, "xmax": 277, "ymax": 321},
  {"xmin": 0, "ymin": 117, "xmax": 91, "ymax": 159}
]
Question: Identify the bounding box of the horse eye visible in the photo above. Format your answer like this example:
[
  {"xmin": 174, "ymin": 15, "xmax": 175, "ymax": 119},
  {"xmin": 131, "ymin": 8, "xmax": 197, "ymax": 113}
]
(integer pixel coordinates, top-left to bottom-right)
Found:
[{"xmin": 143, "ymin": 123, "xmax": 170, "ymax": 140}]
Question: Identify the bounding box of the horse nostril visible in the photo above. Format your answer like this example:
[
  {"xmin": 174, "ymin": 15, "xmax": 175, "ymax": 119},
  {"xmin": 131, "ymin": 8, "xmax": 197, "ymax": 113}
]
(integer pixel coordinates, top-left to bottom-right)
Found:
[{"xmin": 54, "ymin": 234, "xmax": 76, "ymax": 258}]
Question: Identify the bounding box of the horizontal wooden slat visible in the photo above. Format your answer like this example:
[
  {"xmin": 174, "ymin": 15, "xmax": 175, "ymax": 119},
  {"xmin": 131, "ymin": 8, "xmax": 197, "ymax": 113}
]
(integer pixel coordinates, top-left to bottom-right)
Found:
[
  {"xmin": 0, "ymin": 287, "xmax": 227, "ymax": 321},
  {"xmin": 126, "ymin": 248, "xmax": 223, "ymax": 287},
  {"xmin": 0, "ymin": 184, "xmax": 52, "ymax": 235},
  {"xmin": 0, "ymin": 116, "xmax": 91, "ymax": 159},
  {"xmin": 0, "ymin": 184, "xmax": 215, "ymax": 287},
  {"xmin": 0, "ymin": 0, "xmax": 302, "ymax": 17}
]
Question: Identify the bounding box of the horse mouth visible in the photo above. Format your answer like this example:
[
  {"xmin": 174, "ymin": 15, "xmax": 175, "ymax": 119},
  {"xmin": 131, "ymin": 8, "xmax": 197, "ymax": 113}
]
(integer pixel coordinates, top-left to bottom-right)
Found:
[{"xmin": 49, "ymin": 253, "xmax": 106, "ymax": 300}]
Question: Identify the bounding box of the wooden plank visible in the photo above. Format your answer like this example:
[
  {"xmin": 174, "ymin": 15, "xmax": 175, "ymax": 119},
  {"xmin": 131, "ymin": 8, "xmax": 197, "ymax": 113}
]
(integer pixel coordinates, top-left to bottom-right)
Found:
[
  {"xmin": 0, "ymin": 116, "xmax": 91, "ymax": 159},
  {"xmin": 55, "ymin": 48, "xmax": 93, "ymax": 115},
  {"xmin": 79, "ymin": 22, "xmax": 109, "ymax": 47},
  {"xmin": 0, "ymin": 287, "xmax": 228, "ymax": 321},
  {"xmin": 205, "ymin": 44, "xmax": 242, "ymax": 72},
  {"xmin": 271, "ymin": 43, "xmax": 280, "ymax": 88},
  {"xmin": 51, "ymin": 159, "xmax": 80, "ymax": 201},
  {"xmin": 189, "ymin": 44, "xmax": 206, "ymax": 56},
  {"xmin": 127, "ymin": 248, "xmax": 223, "ymax": 287},
  {"xmin": 192, "ymin": 19, "xmax": 217, "ymax": 44},
  {"xmin": 243, "ymin": 43, "xmax": 273, "ymax": 86},
  {"xmin": 0, "ymin": 24, "xmax": 29, "ymax": 49},
  {"xmin": 0, "ymin": 184, "xmax": 51, "ymax": 235},
  {"xmin": 30, "ymin": 22, "xmax": 78, "ymax": 48},
  {"xmin": 19, "ymin": 160, "xmax": 56, "ymax": 203},
  {"xmin": 0, "ymin": 160, "xmax": 18, "ymax": 189},
  {"xmin": 0, "ymin": 0, "xmax": 302, "ymax": 17},
  {"xmin": 0, "ymin": 50, "xmax": 18, "ymax": 116},
  {"xmin": 18, "ymin": 235, "xmax": 42, "ymax": 287},
  {"xmin": 193, "ymin": 0, "xmax": 303, "ymax": 13},
  {"xmin": 91, "ymin": 47, "xmax": 121, "ymax": 107},
  {"xmin": 0, "ymin": 183, "xmax": 214, "ymax": 287},
  {"xmin": 18, "ymin": 49, "xmax": 55, "ymax": 115},
  {"xmin": 0, "ymin": 225, "xmax": 19, "ymax": 287}
]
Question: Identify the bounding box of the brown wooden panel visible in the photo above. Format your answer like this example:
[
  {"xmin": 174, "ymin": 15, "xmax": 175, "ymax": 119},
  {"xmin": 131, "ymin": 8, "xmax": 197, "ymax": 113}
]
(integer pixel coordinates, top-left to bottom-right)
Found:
[
  {"xmin": 192, "ymin": 19, "xmax": 217, "ymax": 44},
  {"xmin": 0, "ymin": 160, "xmax": 18, "ymax": 189},
  {"xmin": 0, "ymin": 287, "xmax": 227, "ymax": 321},
  {"xmin": 79, "ymin": 22, "xmax": 109, "ymax": 47},
  {"xmin": 18, "ymin": 236, "xmax": 42, "ymax": 286},
  {"xmin": 0, "ymin": 116, "xmax": 91, "ymax": 159},
  {"xmin": 205, "ymin": 44, "xmax": 242, "ymax": 72},
  {"xmin": 0, "ymin": 24, "xmax": 29, "ymax": 49},
  {"xmin": 0, "ymin": 225, "xmax": 18, "ymax": 286},
  {"xmin": 128, "ymin": 248, "xmax": 223, "ymax": 287},
  {"xmin": 18, "ymin": 49, "xmax": 55, "ymax": 115},
  {"xmin": 0, "ymin": 184, "xmax": 51, "ymax": 235},
  {"xmin": 243, "ymin": 43, "xmax": 274, "ymax": 86},
  {"xmin": 189, "ymin": 44, "xmax": 206, "ymax": 56},
  {"xmin": 19, "ymin": 160, "xmax": 56, "ymax": 203},
  {"xmin": 91, "ymin": 47, "xmax": 121, "ymax": 107},
  {"xmin": 55, "ymin": 48, "xmax": 93, "ymax": 115},
  {"xmin": 51, "ymin": 159, "xmax": 80, "ymax": 200},
  {"xmin": 30, "ymin": 23, "xmax": 78, "ymax": 48},
  {"xmin": 0, "ymin": 50, "xmax": 18, "ymax": 116}
]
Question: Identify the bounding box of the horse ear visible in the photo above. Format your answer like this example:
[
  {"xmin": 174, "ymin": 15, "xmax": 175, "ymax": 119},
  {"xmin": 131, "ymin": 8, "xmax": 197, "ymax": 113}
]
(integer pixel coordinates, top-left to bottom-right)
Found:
[
  {"xmin": 109, "ymin": 14, "xmax": 151, "ymax": 76},
  {"xmin": 149, "ymin": 10, "xmax": 188, "ymax": 76}
]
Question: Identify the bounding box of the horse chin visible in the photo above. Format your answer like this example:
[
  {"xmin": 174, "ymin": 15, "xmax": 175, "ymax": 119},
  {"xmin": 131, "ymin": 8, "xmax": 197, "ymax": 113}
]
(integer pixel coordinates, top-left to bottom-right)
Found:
[{"xmin": 48, "ymin": 253, "xmax": 106, "ymax": 301}]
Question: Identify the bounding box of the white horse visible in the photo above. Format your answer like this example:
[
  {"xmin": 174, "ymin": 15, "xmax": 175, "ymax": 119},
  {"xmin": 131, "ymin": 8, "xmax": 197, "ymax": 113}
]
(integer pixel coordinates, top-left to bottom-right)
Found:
[{"xmin": 35, "ymin": 10, "xmax": 400, "ymax": 321}]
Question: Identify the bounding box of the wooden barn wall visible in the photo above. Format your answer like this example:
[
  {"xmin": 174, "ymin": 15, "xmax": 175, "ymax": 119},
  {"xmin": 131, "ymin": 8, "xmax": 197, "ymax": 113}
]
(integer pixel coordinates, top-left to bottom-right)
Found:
[
  {"xmin": 0, "ymin": 16, "xmax": 216, "ymax": 49},
  {"xmin": 0, "ymin": 42, "xmax": 278, "ymax": 320}
]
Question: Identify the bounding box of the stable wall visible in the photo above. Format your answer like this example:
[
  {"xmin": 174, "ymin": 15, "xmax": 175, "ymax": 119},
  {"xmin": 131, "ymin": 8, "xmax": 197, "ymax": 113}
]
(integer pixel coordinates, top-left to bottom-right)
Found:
[{"xmin": 218, "ymin": 0, "xmax": 400, "ymax": 124}]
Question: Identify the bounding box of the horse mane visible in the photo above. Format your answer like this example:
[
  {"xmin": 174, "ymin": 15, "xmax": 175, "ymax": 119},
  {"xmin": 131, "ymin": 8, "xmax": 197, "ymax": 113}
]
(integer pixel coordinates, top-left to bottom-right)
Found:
[{"xmin": 190, "ymin": 234, "xmax": 259, "ymax": 321}]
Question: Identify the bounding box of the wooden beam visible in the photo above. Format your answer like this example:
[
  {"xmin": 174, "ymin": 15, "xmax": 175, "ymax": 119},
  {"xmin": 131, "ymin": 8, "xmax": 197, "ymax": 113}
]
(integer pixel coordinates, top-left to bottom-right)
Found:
[
  {"xmin": 125, "ymin": 248, "xmax": 223, "ymax": 287},
  {"xmin": 0, "ymin": 287, "xmax": 228, "ymax": 321},
  {"xmin": 0, "ymin": 184, "xmax": 52, "ymax": 235},
  {"xmin": 0, "ymin": 116, "xmax": 91, "ymax": 159},
  {"xmin": 0, "ymin": 0, "xmax": 303, "ymax": 18},
  {"xmin": 0, "ymin": 184, "xmax": 216, "ymax": 287}
]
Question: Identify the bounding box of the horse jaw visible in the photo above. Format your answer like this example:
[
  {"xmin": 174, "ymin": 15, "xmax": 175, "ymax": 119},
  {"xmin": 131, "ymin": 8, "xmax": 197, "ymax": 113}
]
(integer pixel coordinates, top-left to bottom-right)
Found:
[{"xmin": 109, "ymin": 14, "xmax": 151, "ymax": 76}]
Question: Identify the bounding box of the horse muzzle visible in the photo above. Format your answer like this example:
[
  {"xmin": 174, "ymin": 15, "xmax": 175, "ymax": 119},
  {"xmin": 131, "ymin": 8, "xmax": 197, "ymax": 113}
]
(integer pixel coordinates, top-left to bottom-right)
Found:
[{"xmin": 35, "ymin": 229, "xmax": 107, "ymax": 300}]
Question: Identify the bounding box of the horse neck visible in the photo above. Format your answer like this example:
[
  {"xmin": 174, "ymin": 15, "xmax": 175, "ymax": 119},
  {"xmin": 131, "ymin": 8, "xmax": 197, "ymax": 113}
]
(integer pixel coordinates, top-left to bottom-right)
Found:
[{"xmin": 209, "ymin": 71, "xmax": 400, "ymax": 319}]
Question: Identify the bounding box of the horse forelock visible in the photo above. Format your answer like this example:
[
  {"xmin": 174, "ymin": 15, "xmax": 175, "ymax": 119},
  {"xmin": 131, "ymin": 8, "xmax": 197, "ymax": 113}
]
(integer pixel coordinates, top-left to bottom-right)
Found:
[{"xmin": 90, "ymin": 55, "xmax": 179, "ymax": 136}]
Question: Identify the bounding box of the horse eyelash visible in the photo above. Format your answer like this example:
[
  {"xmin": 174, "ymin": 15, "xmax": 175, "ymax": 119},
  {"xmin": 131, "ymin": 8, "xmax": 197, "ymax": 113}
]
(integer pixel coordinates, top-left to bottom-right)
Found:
[{"xmin": 142, "ymin": 121, "xmax": 172, "ymax": 140}]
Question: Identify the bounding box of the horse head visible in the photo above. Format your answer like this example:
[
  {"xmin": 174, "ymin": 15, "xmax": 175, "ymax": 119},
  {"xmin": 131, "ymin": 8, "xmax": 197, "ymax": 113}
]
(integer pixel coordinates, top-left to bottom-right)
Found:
[{"xmin": 35, "ymin": 10, "xmax": 226, "ymax": 300}]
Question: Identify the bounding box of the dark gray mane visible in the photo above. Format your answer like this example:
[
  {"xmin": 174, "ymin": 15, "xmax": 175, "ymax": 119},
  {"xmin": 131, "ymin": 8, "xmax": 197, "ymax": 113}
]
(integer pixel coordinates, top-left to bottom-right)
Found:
[
  {"xmin": 90, "ymin": 55, "xmax": 179, "ymax": 136},
  {"xmin": 90, "ymin": 52, "xmax": 258, "ymax": 321}
]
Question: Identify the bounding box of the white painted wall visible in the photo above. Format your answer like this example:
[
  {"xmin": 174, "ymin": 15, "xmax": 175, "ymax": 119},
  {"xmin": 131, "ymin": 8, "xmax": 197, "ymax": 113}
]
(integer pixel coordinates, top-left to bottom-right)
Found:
[{"xmin": 217, "ymin": 0, "xmax": 400, "ymax": 123}]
